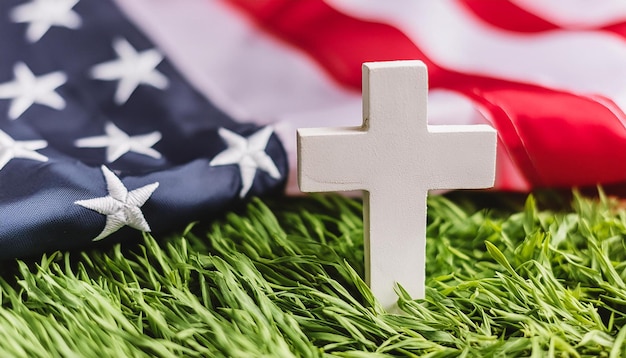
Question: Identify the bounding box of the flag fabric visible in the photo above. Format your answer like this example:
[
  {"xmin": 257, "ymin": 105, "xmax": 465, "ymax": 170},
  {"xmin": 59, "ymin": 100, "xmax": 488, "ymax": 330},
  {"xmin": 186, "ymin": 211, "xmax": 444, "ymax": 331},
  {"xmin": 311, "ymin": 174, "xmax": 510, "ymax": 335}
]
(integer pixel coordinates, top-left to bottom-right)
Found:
[
  {"xmin": 3, "ymin": 0, "xmax": 626, "ymax": 258},
  {"xmin": 112, "ymin": 0, "xmax": 626, "ymax": 194},
  {"xmin": 0, "ymin": 0, "xmax": 287, "ymax": 258},
  {"xmin": 222, "ymin": 0, "xmax": 626, "ymax": 193}
]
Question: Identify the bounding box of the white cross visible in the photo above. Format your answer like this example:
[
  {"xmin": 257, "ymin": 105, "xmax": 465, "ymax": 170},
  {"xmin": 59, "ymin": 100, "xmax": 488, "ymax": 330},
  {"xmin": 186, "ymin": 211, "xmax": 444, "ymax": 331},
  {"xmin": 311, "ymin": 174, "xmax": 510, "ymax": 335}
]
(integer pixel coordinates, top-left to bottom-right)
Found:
[{"xmin": 297, "ymin": 61, "xmax": 497, "ymax": 309}]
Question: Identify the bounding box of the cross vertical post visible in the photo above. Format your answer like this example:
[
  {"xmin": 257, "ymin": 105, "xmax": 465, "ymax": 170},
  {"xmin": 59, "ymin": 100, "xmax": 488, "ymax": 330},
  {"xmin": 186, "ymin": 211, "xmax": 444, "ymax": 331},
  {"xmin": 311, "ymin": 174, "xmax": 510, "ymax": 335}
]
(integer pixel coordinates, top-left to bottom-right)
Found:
[{"xmin": 297, "ymin": 61, "xmax": 497, "ymax": 309}]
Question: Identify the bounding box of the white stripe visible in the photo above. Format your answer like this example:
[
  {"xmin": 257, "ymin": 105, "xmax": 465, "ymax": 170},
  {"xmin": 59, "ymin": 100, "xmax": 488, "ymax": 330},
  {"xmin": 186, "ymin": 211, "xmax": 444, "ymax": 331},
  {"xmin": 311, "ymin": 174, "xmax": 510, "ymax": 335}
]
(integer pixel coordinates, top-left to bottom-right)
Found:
[
  {"xmin": 511, "ymin": 0, "xmax": 626, "ymax": 28},
  {"xmin": 325, "ymin": 0, "xmax": 626, "ymax": 110},
  {"xmin": 113, "ymin": 0, "xmax": 484, "ymax": 193}
]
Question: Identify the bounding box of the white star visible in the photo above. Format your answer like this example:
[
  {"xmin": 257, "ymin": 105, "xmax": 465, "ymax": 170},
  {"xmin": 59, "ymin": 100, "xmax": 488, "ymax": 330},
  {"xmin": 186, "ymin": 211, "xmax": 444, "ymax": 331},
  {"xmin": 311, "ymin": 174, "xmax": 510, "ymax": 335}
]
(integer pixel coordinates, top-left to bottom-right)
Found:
[
  {"xmin": 10, "ymin": 0, "xmax": 82, "ymax": 43},
  {"xmin": 89, "ymin": 38, "xmax": 169, "ymax": 105},
  {"xmin": 74, "ymin": 122, "xmax": 162, "ymax": 163},
  {"xmin": 0, "ymin": 129, "xmax": 48, "ymax": 171},
  {"xmin": 0, "ymin": 62, "xmax": 67, "ymax": 120},
  {"xmin": 75, "ymin": 166, "xmax": 159, "ymax": 241},
  {"xmin": 210, "ymin": 126, "xmax": 281, "ymax": 198}
]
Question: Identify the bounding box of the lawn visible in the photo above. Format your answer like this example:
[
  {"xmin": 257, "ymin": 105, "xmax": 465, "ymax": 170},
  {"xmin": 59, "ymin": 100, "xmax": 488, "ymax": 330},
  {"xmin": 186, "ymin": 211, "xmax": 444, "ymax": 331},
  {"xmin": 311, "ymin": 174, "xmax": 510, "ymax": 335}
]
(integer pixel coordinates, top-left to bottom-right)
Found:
[{"xmin": 0, "ymin": 190, "xmax": 624, "ymax": 357}]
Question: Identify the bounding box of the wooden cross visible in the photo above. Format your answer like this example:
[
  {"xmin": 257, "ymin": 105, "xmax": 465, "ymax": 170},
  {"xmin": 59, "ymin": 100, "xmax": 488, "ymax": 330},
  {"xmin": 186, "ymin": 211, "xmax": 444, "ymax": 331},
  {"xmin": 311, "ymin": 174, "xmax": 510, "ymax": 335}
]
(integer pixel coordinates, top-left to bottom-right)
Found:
[{"xmin": 297, "ymin": 61, "xmax": 497, "ymax": 309}]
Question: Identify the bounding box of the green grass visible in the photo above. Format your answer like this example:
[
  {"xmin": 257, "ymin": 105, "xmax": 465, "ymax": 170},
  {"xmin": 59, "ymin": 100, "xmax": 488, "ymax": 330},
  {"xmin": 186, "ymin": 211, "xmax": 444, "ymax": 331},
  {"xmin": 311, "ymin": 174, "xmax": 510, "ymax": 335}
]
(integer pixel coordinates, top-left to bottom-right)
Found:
[{"xmin": 0, "ymin": 191, "xmax": 625, "ymax": 357}]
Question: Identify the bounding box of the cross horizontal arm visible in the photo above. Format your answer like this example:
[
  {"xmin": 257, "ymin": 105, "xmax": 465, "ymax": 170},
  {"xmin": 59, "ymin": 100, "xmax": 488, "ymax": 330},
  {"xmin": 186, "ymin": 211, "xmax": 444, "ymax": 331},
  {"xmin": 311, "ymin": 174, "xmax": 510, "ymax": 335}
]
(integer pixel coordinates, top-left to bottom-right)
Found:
[
  {"xmin": 424, "ymin": 125, "xmax": 497, "ymax": 189},
  {"xmin": 297, "ymin": 126, "xmax": 370, "ymax": 192}
]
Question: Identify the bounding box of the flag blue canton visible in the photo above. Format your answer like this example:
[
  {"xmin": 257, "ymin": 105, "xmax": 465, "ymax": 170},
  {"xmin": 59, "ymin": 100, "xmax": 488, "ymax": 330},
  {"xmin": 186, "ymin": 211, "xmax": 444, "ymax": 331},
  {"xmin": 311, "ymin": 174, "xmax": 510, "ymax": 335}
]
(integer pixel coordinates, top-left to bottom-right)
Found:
[{"xmin": 0, "ymin": 0, "xmax": 288, "ymax": 258}]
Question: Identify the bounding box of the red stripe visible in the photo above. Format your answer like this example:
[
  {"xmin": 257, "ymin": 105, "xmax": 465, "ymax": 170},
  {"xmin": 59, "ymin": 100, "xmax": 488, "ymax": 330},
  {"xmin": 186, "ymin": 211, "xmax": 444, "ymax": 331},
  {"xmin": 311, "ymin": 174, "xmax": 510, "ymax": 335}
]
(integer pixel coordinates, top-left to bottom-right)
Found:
[
  {"xmin": 458, "ymin": 80, "xmax": 626, "ymax": 187},
  {"xmin": 226, "ymin": 0, "xmax": 626, "ymax": 188},
  {"xmin": 602, "ymin": 22, "xmax": 626, "ymax": 38},
  {"xmin": 458, "ymin": 0, "xmax": 558, "ymax": 33},
  {"xmin": 459, "ymin": 0, "xmax": 626, "ymax": 41},
  {"xmin": 224, "ymin": 0, "xmax": 430, "ymax": 90}
]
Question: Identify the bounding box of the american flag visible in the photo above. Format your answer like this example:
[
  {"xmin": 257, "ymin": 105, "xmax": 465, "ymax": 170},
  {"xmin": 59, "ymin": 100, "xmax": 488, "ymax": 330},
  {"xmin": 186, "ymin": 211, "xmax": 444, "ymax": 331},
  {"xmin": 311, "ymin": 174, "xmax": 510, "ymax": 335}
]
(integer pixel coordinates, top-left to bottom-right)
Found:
[{"xmin": 2, "ymin": 0, "xmax": 626, "ymax": 258}]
